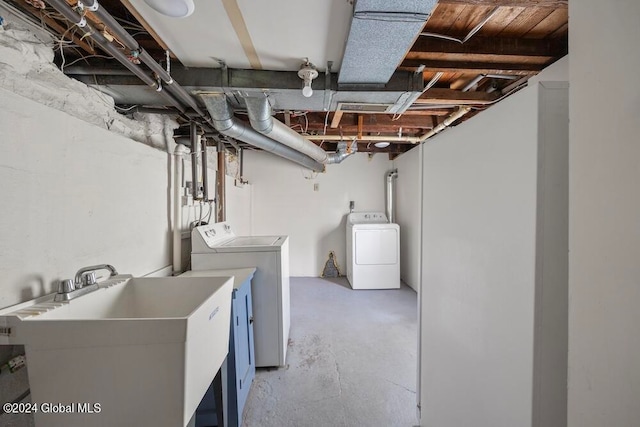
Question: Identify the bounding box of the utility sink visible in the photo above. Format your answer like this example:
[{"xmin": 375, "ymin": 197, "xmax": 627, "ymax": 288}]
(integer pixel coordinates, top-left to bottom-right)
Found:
[{"xmin": 0, "ymin": 275, "xmax": 233, "ymax": 427}]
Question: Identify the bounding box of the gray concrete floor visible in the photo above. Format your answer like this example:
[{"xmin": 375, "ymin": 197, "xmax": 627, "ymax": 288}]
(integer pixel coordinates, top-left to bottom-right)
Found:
[{"xmin": 242, "ymin": 277, "xmax": 418, "ymax": 427}]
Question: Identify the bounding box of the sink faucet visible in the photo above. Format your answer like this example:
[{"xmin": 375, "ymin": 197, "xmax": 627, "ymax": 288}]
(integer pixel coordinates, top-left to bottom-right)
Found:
[
  {"xmin": 54, "ymin": 264, "xmax": 119, "ymax": 302},
  {"xmin": 74, "ymin": 264, "xmax": 119, "ymax": 286}
]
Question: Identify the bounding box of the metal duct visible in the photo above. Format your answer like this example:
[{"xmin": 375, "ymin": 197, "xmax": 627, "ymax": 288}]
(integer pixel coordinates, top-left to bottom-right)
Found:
[
  {"xmin": 244, "ymin": 97, "xmax": 355, "ymax": 164},
  {"xmin": 200, "ymin": 95, "xmax": 324, "ymax": 172},
  {"xmin": 386, "ymin": 169, "xmax": 398, "ymax": 223},
  {"xmin": 338, "ymin": 0, "xmax": 437, "ymax": 85}
]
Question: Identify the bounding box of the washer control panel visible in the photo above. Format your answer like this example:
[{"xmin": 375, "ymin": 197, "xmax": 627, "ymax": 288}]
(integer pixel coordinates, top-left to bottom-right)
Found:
[{"xmin": 194, "ymin": 222, "xmax": 235, "ymax": 247}]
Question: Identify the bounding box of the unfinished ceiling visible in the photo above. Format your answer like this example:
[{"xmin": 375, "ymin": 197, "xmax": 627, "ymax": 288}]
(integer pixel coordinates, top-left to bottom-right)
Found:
[{"xmin": 5, "ymin": 0, "xmax": 568, "ymax": 160}]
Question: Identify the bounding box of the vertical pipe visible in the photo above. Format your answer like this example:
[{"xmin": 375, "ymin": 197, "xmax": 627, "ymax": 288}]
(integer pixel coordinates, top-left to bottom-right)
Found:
[
  {"xmin": 201, "ymin": 137, "xmax": 209, "ymax": 202},
  {"xmin": 216, "ymin": 141, "xmax": 226, "ymax": 222},
  {"xmin": 386, "ymin": 169, "xmax": 398, "ymax": 223},
  {"xmin": 173, "ymin": 144, "xmax": 189, "ymax": 274},
  {"xmin": 190, "ymin": 122, "xmax": 199, "ymax": 200}
]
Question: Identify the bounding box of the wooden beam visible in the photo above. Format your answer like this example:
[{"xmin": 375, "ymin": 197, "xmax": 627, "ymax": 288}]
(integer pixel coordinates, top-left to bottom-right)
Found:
[
  {"xmin": 357, "ymin": 115, "xmax": 364, "ymax": 140},
  {"xmin": 401, "ymin": 59, "xmax": 544, "ymax": 74},
  {"xmin": 410, "ymin": 36, "xmax": 567, "ymax": 57},
  {"xmin": 303, "ymin": 114, "xmax": 439, "ymax": 132},
  {"xmin": 416, "ymin": 88, "xmax": 500, "ymax": 105},
  {"xmin": 330, "ymin": 110, "xmax": 344, "ymax": 129},
  {"xmin": 437, "ymin": 0, "xmax": 567, "ymax": 8}
]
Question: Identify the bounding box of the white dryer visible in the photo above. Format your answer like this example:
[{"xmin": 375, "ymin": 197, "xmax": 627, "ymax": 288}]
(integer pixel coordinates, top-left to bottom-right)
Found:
[
  {"xmin": 191, "ymin": 223, "xmax": 290, "ymax": 368},
  {"xmin": 346, "ymin": 212, "xmax": 400, "ymax": 289}
]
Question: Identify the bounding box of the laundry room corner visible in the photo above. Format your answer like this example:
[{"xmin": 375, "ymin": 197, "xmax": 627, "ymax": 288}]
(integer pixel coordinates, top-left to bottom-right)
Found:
[{"xmin": 243, "ymin": 150, "xmax": 393, "ymax": 277}]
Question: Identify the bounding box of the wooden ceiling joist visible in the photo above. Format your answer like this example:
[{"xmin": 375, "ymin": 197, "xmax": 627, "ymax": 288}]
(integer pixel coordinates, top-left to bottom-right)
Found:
[
  {"xmin": 437, "ymin": 0, "xmax": 567, "ymax": 8},
  {"xmin": 416, "ymin": 88, "xmax": 500, "ymax": 105},
  {"xmin": 402, "ymin": 59, "xmax": 544, "ymax": 74},
  {"xmin": 410, "ymin": 36, "xmax": 567, "ymax": 58}
]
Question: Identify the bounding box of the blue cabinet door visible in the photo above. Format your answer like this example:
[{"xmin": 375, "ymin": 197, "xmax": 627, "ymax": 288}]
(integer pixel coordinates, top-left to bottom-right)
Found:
[
  {"xmin": 196, "ymin": 274, "xmax": 255, "ymax": 427},
  {"xmin": 232, "ymin": 279, "xmax": 255, "ymax": 424}
]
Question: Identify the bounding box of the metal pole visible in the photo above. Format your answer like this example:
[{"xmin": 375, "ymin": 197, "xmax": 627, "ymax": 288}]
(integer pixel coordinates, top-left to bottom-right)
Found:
[{"xmin": 190, "ymin": 122, "xmax": 199, "ymax": 200}]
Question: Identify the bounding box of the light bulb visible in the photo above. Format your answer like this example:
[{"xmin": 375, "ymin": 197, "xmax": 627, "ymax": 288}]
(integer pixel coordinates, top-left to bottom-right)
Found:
[
  {"xmin": 302, "ymin": 82, "xmax": 313, "ymax": 98},
  {"xmin": 144, "ymin": 0, "xmax": 195, "ymax": 18},
  {"xmin": 374, "ymin": 142, "xmax": 390, "ymax": 148}
]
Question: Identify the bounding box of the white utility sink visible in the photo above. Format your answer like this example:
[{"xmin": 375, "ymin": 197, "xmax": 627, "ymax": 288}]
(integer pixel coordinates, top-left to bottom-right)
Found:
[{"xmin": 0, "ymin": 275, "xmax": 233, "ymax": 427}]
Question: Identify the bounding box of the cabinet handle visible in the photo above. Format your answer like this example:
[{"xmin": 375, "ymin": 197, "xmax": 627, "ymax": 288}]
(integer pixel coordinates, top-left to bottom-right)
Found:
[{"xmin": 249, "ymin": 316, "xmax": 254, "ymax": 324}]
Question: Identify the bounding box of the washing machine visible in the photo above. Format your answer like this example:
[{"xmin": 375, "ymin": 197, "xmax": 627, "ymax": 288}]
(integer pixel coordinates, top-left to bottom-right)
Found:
[
  {"xmin": 346, "ymin": 212, "xmax": 400, "ymax": 289},
  {"xmin": 191, "ymin": 222, "xmax": 290, "ymax": 368}
]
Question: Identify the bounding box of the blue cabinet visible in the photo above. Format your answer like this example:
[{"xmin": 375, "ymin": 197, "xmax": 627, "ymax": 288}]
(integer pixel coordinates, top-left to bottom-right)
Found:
[
  {"xmin": 193, "ymin": 268, "xmax": 256, "ymax": 427},
  {"xmin": 228, "ymin": 273, "xmax": 256, "ymax": 426}
]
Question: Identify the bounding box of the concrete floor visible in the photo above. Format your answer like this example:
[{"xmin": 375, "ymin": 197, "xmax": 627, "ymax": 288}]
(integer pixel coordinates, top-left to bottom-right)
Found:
[{"xmin": 241, "ymin": 277, "xmax": 418, "ymax": 427}]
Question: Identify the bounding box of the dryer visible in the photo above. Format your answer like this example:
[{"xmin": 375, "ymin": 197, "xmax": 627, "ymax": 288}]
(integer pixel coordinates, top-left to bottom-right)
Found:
[
  {"xmin": 346, "ymin": 212, "xmax": 400, "ymax": 289},
  {"xmin": 191, "ymin": 223, "xmax": 290, "ymax": 368}
]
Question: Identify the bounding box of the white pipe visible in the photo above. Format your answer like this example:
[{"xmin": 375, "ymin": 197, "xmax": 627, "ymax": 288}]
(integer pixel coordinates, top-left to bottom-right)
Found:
[
  {"xmin": 305, "ymin": 134, "xmax": 422, "ymax": 143},
  {"xmin": 173, "ymin": 144, "xmax": 190, "ymax": 275},
  {"xmin": 419, "ymin": 107, "xmax": 472, "ymax": 142},
  {"xmin": 386, "ymin": 169, "xmax": 398, "ymax": 223}
]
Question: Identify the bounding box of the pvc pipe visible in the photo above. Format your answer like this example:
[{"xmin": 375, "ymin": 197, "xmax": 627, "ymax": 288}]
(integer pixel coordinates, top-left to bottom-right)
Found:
[{"xmin": 419, "ymin": 107, "xmax": 472, "ymax": 142}]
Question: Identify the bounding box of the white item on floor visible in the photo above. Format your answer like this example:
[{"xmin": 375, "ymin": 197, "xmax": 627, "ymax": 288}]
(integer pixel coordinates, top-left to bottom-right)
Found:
[
  {"xmin": 346, "ymin": 212, "xmax": 400, "ymax": 289},
  {"xmin": 191, "ymin": 222, "xmax": 290, "ymax": 367}
]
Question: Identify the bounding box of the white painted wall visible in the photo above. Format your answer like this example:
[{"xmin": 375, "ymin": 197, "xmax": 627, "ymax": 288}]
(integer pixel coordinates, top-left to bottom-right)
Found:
[
  {"xmin": 394, "ymin": 147, "xmax": 421, "ymax": 291},
  {"xmin": 569, "ymin": 2, "xmax": 640, "ymax": 426},
  {"xmin": 0, "ymin": 87, "xmax": 174, "ymax": 308},
  {"xmin": 225, "ymin": 178, "xmax": 252, "ymax": 236},
  {"xmin": 419, "ymin": 81, "xmax": 568, "ymax": 427},
  {"xmin": 243, "ymin": 151, "xmax": 392, "ymax": 276}
]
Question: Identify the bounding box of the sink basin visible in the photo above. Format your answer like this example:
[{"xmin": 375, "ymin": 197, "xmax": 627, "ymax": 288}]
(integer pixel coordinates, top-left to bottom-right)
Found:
[{"xmin": 0, "ymin": 275, "xmax": 233, "ymax": 427}]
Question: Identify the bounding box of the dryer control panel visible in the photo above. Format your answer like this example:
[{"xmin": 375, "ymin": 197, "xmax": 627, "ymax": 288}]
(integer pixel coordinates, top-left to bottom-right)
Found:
[{"xmin": 348, "ymin": 212, "xmax": 388, "ymax": 225}]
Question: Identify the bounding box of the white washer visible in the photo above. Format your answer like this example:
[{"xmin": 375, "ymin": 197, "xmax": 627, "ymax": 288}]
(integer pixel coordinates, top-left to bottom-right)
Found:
[
  {"xmin": 191, "ymin": 222, "xmax": 290, "ymax": 368},
  {"xmin": 346, "ymin": 212, "xmax": 400, "ymax": 289}
]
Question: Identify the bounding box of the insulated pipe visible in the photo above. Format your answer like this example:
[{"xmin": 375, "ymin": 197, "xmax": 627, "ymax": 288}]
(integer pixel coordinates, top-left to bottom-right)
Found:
[
  {"xmin": 172, "ymin": 144, "xmax": 189, "ymax": 274},
  {"xmin": 419, "ymin": 107, "xmax": 472, "ymax": 142},
  {"xmin": 76, "ymin": 0, "xmax": 210, "ymax": 121},
  {"xmin": 244, "ymin": 96, "xmax": 354, "ymax": 164},
  {"xmin": 43, "ymin": 0, "xmax": 187, "ymax": 113},
  {"xmin": 386, "ymin": 169, "xmax": 398, "ymax": 224},
  {"xmin": 200, "ymin": 95, "xmax": 324, "ymax": 172}
]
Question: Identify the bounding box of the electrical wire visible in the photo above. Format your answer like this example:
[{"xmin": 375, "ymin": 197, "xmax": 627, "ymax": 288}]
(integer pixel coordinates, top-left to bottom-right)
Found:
[
  {"xmin": 63, "ymin": 54, "xmax": 114, "ymax": 68},
  {"xmin": 322, "ymin": 109, "xmax": 330, "ymax": 136},
  {"xmin": 206, "ymin": 200, "xmax": 214, "ymax": 224}
]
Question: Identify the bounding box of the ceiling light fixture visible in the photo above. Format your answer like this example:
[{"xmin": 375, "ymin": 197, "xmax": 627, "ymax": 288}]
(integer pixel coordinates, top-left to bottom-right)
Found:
[
  {"xmin": 298, "ymin": 59, "xmax": 319, "ymax": 98},
  {"xmin": 144, "ymin": 0, "xmax": 195, "ymax": 18},
  {"xmin": 374, "ymin": 142, "xmax": 390, "ymax": 148}
]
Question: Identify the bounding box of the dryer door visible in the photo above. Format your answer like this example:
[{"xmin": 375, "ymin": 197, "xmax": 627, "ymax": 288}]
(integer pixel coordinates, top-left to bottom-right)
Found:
[{"xmin": 354, "ymin": 229, "xmax": 398, "ymax": 265}]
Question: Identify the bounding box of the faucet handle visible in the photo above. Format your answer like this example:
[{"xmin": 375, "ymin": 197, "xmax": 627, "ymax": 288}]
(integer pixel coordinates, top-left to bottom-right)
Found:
[
  {"xmin": 82, "ymin": 272, "xmax": 97, "ymax": 287},
  {"xmin": 58, "ymin": 279, "xmax": 76, "ymax": 294}
]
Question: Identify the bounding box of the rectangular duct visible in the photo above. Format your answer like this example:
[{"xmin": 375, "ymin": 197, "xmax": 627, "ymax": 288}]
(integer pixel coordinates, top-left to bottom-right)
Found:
[{"xmin": 338, "ymin": 0, "xmax": 437, "ymax": 85}]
